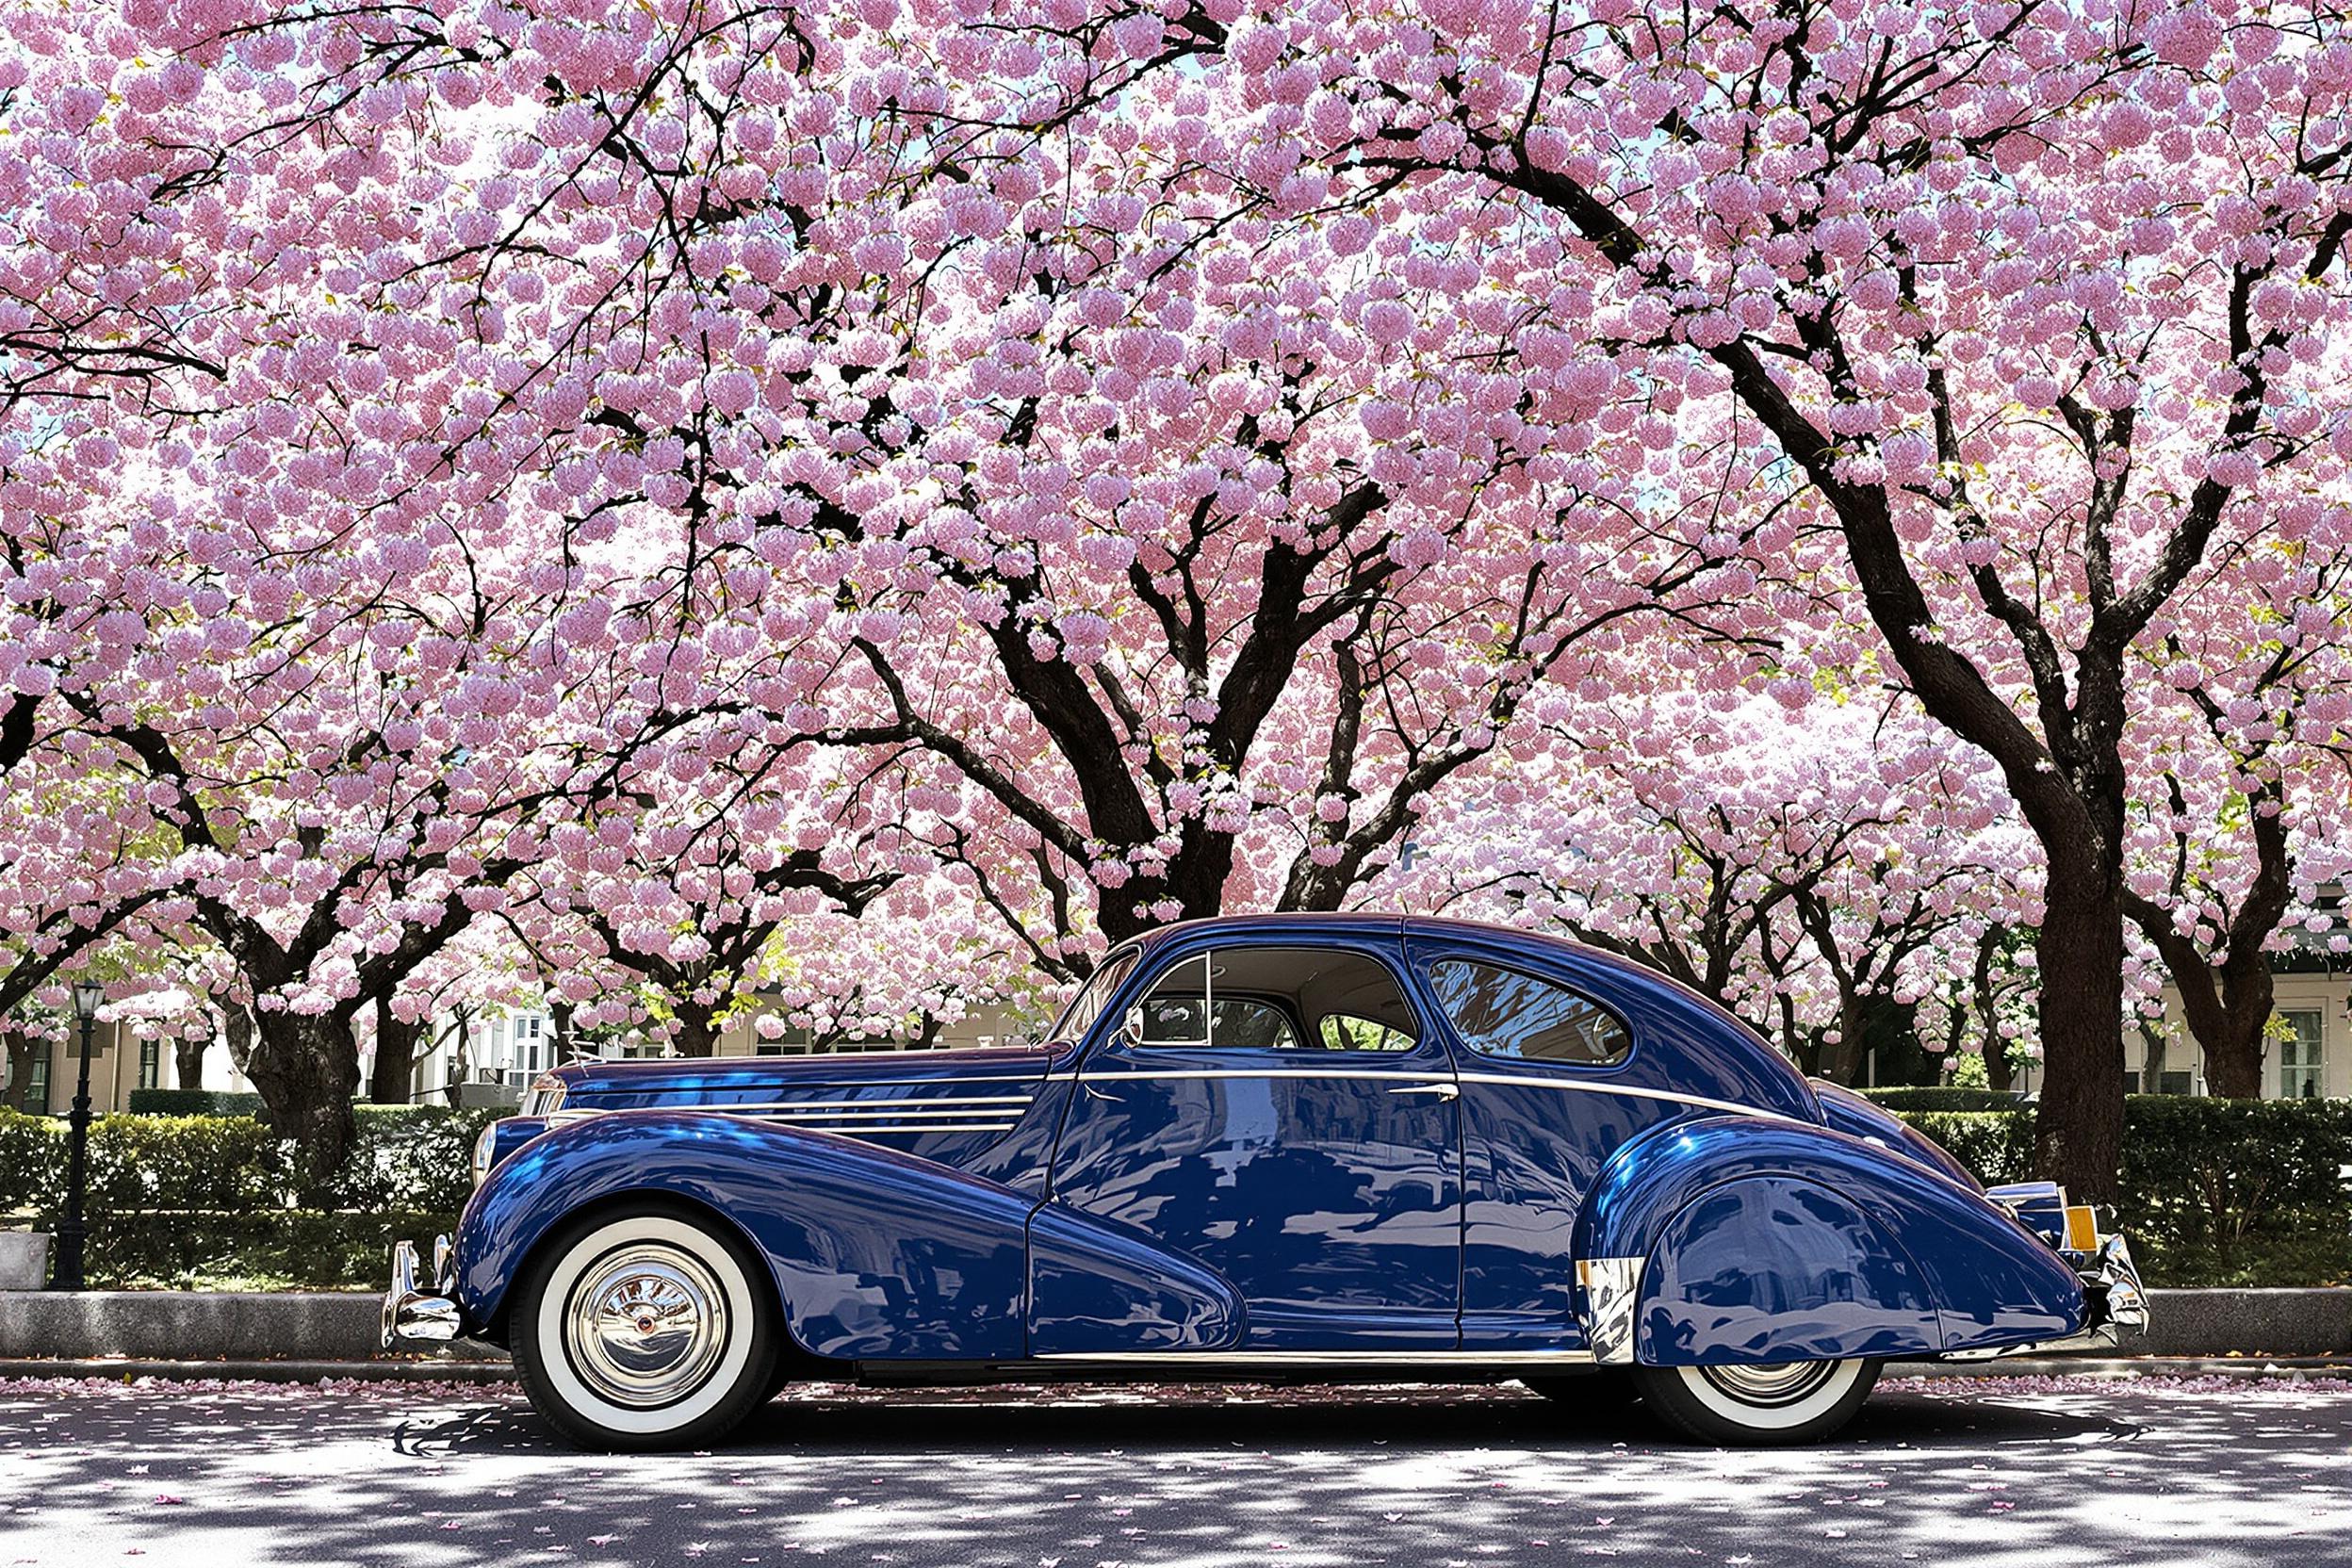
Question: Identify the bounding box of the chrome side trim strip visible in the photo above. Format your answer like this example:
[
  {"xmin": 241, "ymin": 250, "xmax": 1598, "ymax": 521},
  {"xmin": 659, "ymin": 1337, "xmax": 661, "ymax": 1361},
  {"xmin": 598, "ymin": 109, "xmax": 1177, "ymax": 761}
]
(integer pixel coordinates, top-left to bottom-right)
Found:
[
  {"xmin": 718, "ymin": 1095, "xmax": 1039, "ymax": 1110},
  {"xmin": 758, "ymin": 1121, "xmax": 1018, "ymax": 1135},
  {"xmin": 1456, "ymin": 1072, "xmax": 1807, "ymax": 1124},
  {"xmin": 1072, "ymin": 1066, "xmax": 1798, "ymax": 1124},
  {"xmin": 747, "ymin": 1102, "xmax": 1035, "ymax": 1119},
  {"xmin": 1079, "ymin": 1070, "xmax": 1448, "ymax": 1085},
  {"xmin": 1033, "ymin": 1349, "xmax": 1596, "ymax": 1365}
]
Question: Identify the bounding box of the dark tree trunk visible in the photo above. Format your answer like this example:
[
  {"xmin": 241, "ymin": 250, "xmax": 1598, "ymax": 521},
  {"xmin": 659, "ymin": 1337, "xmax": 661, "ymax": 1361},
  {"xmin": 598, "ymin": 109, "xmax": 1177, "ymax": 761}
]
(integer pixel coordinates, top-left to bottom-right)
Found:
[
  {"xmin": 2162, "ymin": 952, "xmax": 2270, "ymax": 1099},
  {"xmin": 3, "ymin": 1032, "xmax": 40, "ymax": 1111},
  {"xmin": 241, "ymin": 1009, "xmax": 361, "ymax": 1195},
  {"xmin": 1863, "ymin": 998, "xmax": 1936, "ymax": 1086},
  {"xmin": 1973, "ymin": 931, "xmax": 2014, "ymax": 1094},
  {"xmin": 2125, "ymin": 792, "xmax": 2289, "ymax": 1101},
  {"xmin": 671, "ymin": 1002, "xmax": 719, "ymax": 1058},
  {"xmin": 172, "ymin": 1035, "xmax": 205, "ymax": 1091},
  {"xmin": 551, "ymin": 1001, "xmax": 575, "ymax": 1062},
  {"xmin": 2030, "ymin": 870, "xmax": 2129, "ymax": 1205},
  {"xmin": 369, "ymin": 994, "xmax": 421, "ymax": 1104},
  {"xmin": 2137, "ymin": 1020, "xmax": 2169, "ymax": 1095},
  {"xmin": 221, "ymin": 1004, "xmax": 254, "ymax": 1078}
]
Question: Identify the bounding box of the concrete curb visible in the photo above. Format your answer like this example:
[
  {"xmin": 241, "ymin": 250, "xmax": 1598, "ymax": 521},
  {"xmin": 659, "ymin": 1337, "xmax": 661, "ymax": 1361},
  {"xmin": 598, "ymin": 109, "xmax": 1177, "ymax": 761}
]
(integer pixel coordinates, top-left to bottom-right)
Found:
[
  {"xmin": 1, "ymin": 1355, "xmax": 2347, "ymax": 1389},
  {"xmin": 5, "ymin": 1285, "xmax": 2348, "ymax": 1363},
  {"xmin": 0, "ymin": 1291, "xmax": 508, "ymax": 1363},
  {"xmin": 0, "ymin": 1357, "xmax": 517, "ymax": 1385}
]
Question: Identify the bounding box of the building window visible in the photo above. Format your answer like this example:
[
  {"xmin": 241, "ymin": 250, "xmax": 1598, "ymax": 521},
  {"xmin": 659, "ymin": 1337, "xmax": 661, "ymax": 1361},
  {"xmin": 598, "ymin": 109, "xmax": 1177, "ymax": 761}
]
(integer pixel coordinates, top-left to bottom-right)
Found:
[
  {"xmin": 754, "ymin": 1023, "xmax": 815, "ymax": 1056},
  {"xmin": 2157, "ymin": 1070, "xmax": 2194, "ymax": 1096},
  {"xmin": 2279, "ymin": 1011, "xmax": 2324, "ymax": 1099},
  {"xmin": 137, "ymin": 1039, "xmax": 160, "ymax": 1090},
  {"xmin": 25, "ymin": 1050, "xmax": 48, "ymax": 1111}
]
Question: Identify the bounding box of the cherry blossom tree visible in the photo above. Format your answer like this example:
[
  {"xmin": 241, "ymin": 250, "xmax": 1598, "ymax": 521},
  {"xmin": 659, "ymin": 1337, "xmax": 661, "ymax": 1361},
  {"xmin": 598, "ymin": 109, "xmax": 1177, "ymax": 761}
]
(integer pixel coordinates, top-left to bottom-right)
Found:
[{"xmin": 12, "ymin": 0, "xmax": 2350, "ymax": 1209}]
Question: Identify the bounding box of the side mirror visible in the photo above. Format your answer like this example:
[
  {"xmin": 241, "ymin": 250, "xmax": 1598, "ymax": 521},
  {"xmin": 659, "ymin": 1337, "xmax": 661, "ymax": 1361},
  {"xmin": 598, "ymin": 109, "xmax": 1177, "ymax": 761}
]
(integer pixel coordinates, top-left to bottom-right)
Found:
[{"xmin": 1121, "ymin": 1004, "xmax": 1145, "ymax": 1046}]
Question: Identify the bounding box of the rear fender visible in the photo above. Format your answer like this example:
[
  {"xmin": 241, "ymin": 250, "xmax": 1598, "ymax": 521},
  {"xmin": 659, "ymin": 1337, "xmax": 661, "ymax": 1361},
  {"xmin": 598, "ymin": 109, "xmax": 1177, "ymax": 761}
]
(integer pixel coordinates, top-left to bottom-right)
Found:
[
  {"xmin": 455, "ymin": 1111, "xmax": 1031, "ymax": 1361},
  {"xmin": 1576, "ymin": 1116, "xmax": 2084, "ymax": 1362}
]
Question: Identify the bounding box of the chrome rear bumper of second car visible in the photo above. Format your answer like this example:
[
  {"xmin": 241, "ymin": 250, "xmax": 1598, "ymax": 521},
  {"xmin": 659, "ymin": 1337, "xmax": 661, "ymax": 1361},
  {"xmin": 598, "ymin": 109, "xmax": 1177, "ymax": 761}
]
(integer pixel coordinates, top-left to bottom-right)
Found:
[
  {"xmin": 1944, "ymin": 1230, "xmax": 2149, "ymax": 1361},
  {"xmin": 382, "ymin": 1235, "xmax": 462, "ymax": 1349}
]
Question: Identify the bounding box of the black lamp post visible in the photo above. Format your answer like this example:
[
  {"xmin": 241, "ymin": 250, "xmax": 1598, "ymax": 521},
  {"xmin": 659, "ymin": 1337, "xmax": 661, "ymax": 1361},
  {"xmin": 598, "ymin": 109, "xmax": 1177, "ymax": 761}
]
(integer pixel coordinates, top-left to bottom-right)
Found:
[{"xmin": 50, "ymin": 980, "xmax": 104, "ymax": 1292}]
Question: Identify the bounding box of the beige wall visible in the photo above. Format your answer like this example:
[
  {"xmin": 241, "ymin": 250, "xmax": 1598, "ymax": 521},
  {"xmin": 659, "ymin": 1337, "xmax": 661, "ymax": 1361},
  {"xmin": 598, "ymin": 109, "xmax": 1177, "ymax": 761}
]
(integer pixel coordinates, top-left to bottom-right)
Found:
[
  {"xmin": 3, "ymin": 1021, "xmax": 246, "ymax": 1115},
  {"xmin": 2139, "ymin": 972, "xmax": 2352, "ymax": 1099}
]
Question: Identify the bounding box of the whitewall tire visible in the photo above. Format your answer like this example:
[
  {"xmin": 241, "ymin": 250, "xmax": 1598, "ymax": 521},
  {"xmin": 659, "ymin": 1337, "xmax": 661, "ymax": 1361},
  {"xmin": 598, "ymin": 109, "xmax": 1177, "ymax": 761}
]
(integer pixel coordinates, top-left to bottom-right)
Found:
[
  {"xmin": 1633, "ymin": 1357, "xmax": 1879, "ymax": 1445},
  {"xmin": 511, "ymin": 1203, "xmax": 781, "ymax": 1451}
]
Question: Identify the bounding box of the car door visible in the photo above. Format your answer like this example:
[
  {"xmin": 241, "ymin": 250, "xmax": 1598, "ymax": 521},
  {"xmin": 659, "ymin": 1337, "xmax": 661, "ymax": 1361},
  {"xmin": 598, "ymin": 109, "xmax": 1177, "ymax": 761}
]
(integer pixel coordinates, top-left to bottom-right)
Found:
[{"xmin": 1043, "ymin": 938, "xmax": 1463, "ymax": 1351}]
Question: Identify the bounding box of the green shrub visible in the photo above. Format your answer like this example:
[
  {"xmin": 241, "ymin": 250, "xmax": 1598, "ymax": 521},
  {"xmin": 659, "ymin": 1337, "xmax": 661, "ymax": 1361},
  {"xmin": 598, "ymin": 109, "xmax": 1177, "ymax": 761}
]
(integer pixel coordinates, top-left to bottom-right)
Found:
[
  {"xmin": 84, "ymin": 1113, "xmax": 288, "ymax": 1213},
  {"xmin": 85, "ymin": 1208, "xmax": 462, "ymax": 1289},
  {"xmin": 1860, "ymin": 1087, "xmax": 2031, "ymax": 1113},
  {"xmin": 320, "ymin": 1105, "xmax": 500, "ymax": 1215},
  {"xmin": 125, "ymin": 1088, "xmax": 264, "ymax": 1118},
  {"xmin": 1896, "ymin": 1108, "xmax": 2036, "ymax": 1185},
  {"xmin": 0, "ymin": 1107, "xmax": 58, "ymax": 1213},
  {"xmin": 1895, "ymin": 1097, "xmax": 2352, "ymax": 1287}
]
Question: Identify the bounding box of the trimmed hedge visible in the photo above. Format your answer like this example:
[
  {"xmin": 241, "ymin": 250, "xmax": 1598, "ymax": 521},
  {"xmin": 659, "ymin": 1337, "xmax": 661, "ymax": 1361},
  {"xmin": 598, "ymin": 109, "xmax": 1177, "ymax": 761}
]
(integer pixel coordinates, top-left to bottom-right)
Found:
[
  {"xmin": 1895, "ymin": 1097, "xmax": 2352, "ymax": 1287},
  {"xmin": 1859, "ymin": 1087, "xmax": 2031, "ymax": 1113},
  {"xmin": 86, "ymin": 1209, "xmax": 463, "ymax": 1290},
  {"xmin": 125, "ymin": 1088, "xmax": 264, "ymax": 1117},
  {"xmin": 0, "ymin": 1103, "xmax": 499, "ymax": 1287}
]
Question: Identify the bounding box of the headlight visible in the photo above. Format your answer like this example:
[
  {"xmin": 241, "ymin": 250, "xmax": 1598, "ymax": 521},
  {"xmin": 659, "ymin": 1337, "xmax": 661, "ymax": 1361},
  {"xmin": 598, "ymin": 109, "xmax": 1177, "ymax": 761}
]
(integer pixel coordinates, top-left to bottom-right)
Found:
[
  {"xmin": 522, "ymin": 1074, "xmax": 567, "ymax": 1117},
  {"xmin": 471, "ymin": 1121, "xmax": 500, "ymax": 1187}
]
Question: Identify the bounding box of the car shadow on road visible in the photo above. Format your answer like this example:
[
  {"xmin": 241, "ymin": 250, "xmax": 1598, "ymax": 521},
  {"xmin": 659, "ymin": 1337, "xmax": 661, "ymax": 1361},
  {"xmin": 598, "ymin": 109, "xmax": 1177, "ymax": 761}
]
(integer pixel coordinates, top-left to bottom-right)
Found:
[{"xmin": 393, "ymin": 1382, "xmax": 2139, "ymax": 1458}]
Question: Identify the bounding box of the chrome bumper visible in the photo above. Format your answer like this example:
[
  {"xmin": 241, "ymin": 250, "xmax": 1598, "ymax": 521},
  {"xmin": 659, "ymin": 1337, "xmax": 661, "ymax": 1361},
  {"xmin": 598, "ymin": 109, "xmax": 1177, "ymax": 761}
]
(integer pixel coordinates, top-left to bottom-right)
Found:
[
  {"xmin": 1946, "ymin": 1231, "xmax": 2149, "ymax": 1361},
  {"xmin": 382, "ymin": 1235, "xmax": 462, "ymax": 1348}
]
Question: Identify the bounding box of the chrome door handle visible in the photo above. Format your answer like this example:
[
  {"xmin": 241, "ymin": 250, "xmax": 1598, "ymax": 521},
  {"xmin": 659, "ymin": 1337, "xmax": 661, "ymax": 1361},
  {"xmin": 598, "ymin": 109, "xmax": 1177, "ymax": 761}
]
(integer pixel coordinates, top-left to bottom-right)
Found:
[{"xmin": 1386, "ymin": 1082, "xmax": 1459, "ymax": 1101}]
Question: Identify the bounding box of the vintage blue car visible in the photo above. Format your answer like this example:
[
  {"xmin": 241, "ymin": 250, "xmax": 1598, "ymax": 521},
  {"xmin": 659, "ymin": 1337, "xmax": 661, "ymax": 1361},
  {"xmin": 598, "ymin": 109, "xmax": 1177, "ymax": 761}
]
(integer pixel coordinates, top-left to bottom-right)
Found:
[{"xmin": 385, "ymin": 914, "xmax": 2145, "ymax": 1448}]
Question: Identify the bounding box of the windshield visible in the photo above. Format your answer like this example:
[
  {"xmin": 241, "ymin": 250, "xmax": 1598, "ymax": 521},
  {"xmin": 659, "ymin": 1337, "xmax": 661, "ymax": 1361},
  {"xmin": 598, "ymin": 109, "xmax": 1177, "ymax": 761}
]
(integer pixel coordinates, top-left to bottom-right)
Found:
[{"xmin": 1047, "ymin": 948, "xmax": 1139, "ymax": 1042}]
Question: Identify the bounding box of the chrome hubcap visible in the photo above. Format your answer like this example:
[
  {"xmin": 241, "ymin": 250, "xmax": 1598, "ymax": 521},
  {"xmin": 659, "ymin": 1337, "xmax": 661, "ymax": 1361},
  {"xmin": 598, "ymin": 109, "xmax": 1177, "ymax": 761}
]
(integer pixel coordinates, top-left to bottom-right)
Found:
[
  {"xmin": 564, "ymin": 1243, "xmax": 730, "ymax": 1409},
  {"xmin": 1698, "ymin": 1360, "xmax": 1842, "ymax": 1406}
]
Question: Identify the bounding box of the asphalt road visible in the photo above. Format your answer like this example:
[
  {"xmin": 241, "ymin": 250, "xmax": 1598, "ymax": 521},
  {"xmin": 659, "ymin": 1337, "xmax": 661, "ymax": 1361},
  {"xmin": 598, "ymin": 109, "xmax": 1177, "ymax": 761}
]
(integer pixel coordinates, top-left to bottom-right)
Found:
[{"xmin": 4, "ymin": 1374, "xmax": 2348, "ymax": 1567}]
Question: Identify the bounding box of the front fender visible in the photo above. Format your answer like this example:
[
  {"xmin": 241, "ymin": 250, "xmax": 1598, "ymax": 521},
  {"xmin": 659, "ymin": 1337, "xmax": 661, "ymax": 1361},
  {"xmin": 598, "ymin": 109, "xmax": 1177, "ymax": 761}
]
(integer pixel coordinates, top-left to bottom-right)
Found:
[
  {"xmin": 455, "ymin": 1111, "xmax": 1034, "ymax": 1361},
  {"xmin": 1576, "ymin": 1116, "xmax": 2084, "ymax": 1362}
]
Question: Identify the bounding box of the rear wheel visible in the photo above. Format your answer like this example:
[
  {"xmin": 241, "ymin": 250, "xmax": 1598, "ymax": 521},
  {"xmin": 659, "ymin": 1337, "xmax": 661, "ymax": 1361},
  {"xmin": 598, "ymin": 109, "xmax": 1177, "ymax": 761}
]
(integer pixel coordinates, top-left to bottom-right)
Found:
[
  {"xmin": 1632, "ymin": 1357, "xmax": 1879, "ymax": 1445},
  {"xmin": 511, "ymin": 1203, "xmax": 781, "ymax": 1451}
]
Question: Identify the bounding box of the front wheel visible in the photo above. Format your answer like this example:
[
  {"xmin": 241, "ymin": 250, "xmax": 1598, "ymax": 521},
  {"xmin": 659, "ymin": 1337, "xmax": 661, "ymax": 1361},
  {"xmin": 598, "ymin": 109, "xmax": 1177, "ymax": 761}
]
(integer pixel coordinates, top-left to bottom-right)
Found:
[
  {"xmin": 1631, "ymin": 1358, "xmax": 1879, "ymax": 1445},
  {"xmin": 511, "ymin": 1203, "xmax": 781, "ymax": 1451}
]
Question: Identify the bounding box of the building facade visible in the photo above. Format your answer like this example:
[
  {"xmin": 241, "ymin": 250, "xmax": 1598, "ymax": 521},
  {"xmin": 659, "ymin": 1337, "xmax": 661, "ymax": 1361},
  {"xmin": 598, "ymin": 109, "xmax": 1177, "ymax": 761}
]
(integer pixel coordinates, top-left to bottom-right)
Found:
[
  {"xmin": 1, "ymin": 1021, "xmax": 258, "ymax": 1115},
  {"xmin": 2133, "ymin": 960, "xmax": 2352, "ymax": 1100}
]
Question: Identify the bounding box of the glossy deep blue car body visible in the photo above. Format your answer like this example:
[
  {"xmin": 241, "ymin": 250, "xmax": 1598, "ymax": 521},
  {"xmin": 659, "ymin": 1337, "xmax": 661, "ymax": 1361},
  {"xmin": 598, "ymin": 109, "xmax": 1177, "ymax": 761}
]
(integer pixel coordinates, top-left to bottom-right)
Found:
[{"xmin": 392, "ymin": 915, "xmax": 2142, "ymax": 1443}]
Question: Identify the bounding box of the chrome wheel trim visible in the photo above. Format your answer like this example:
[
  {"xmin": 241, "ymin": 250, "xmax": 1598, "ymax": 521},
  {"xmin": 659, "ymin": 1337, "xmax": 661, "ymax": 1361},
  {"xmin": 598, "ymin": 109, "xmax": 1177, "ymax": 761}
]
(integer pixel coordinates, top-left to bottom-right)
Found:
[
  {"xmin": 1696, "ymin": 1360, "xmax": 1840, "ymax": 1408},
  {"xmin": 563, "ymin": 1241, "xmax": 732, "ymax": 1410}
]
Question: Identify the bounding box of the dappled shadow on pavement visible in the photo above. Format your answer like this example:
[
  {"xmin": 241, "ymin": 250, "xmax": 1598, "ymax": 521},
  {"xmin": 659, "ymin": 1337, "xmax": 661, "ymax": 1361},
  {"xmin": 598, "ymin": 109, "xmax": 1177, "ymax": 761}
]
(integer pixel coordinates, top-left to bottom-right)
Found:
[{"xmin": 2, "ymin": 1376, "xmax": 2347, "ymax": 1567}]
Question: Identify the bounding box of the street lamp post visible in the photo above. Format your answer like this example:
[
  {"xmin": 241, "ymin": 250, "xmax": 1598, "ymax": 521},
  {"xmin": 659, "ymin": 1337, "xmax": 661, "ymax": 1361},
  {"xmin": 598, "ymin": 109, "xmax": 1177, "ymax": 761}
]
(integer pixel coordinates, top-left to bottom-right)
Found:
[{"xmin": 50, "ymin": 980, "xmax": 105, "ymax": 1292}]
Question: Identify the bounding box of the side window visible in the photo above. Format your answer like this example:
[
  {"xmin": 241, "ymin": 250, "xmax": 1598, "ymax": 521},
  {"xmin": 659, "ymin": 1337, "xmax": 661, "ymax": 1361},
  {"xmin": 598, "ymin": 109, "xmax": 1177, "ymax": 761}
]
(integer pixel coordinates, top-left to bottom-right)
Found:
[
  {"xmin": 1130, "ymin": 947, "xmax": 1418, "ymax": 1053},
  {"xmin": 1318, "ymin": 1015, "xmax": 1416, "ymax": 1054},
  {"xmin": 1054, "ymin": 951, "xmax": 1138, "ymax": 1042},
  {"xmin": 1428, "ymin": 959, "xmax": 1629, "ymax": 1067}
]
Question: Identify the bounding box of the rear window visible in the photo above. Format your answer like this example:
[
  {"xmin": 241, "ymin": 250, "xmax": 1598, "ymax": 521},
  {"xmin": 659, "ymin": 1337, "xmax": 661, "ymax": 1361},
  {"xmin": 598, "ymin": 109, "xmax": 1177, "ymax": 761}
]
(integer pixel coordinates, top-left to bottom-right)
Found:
[{"xmin": 1427, "ymin": 959, "xmax": 1629, "ymax": 1067}]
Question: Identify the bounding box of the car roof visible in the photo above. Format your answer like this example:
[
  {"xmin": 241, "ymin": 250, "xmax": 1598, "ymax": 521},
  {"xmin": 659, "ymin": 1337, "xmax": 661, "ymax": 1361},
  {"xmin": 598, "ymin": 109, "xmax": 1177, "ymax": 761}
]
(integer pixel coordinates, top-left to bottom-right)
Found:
[{"xmin": 1124, "ymin": 911, "xmax": 1747, "ymax": 1026}]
